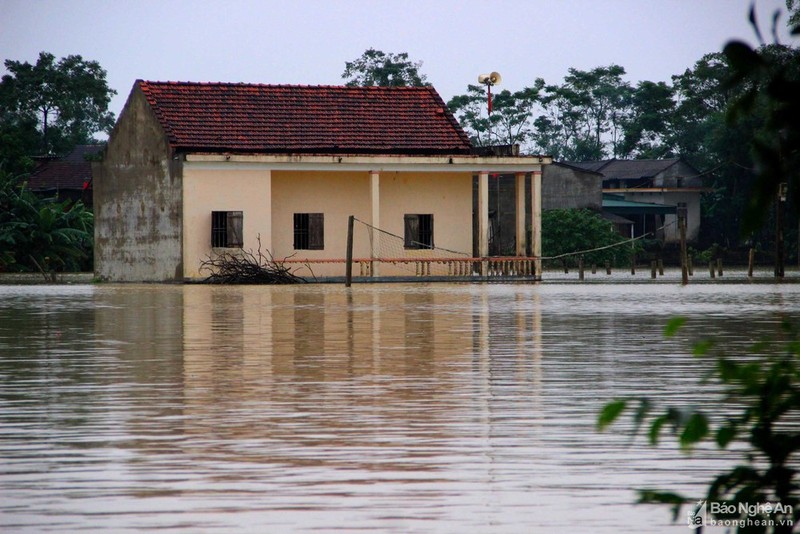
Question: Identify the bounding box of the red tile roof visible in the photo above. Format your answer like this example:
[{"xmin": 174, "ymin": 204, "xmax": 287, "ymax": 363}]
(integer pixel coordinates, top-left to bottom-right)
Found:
[
  {"xmin": 136, "ymin": 81, "xmax": 473, "ymax": 155},
  {"xmin": 28, "ymin": 144, "xmax": 103, "ymax": 192}
]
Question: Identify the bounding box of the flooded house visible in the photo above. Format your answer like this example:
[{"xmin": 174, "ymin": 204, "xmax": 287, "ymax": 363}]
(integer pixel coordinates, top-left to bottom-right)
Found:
[
  {"xmin": 571, "ymin": 158, "xmax": 707, "ymax": 243},
  {"xmin": 27, "ymin": 144, "xmax": 102, "ymax": 207},
  {"xmin": 93, "ymin": 81, "xmax": 551, "ymax": 282}
]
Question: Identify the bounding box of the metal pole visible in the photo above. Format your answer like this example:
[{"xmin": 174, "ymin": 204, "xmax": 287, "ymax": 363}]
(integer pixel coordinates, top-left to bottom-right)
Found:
[{"xmin": 678, "ymin": 206, "xmax": 689, "ymax": 285}]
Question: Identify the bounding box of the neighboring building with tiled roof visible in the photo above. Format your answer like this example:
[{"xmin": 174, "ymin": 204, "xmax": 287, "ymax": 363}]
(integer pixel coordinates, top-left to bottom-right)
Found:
[
  {"xmin": 93, "ymin": 80, "xmax": 551, "ymax": 282},
  {"xmin": 28, "ymin": 144, "xmax": 103, "ymax": 206},
  {"xmin": 567, "ymin": 158, "xmax": 708, "ymax": 243}
]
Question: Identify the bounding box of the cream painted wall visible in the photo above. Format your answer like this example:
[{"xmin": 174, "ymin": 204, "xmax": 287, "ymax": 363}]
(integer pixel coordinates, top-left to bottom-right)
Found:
[
  {"xmin": 273, "ymin": 170, "xmax": 473, "ymax": 278},
  {"xmin": 379, "ymin": 171, "xmax": 473, "ymax": 269},
  {"xmin": 183, "ymin": 167, "xmax": 272, "ymax": 279},
  {"xmin": 270, "ymin": 170, "xmax": 371, "ymax": 277},
  {"xmin": 182, "ymin": 167, "xmax": 474, "ymax": 280}
]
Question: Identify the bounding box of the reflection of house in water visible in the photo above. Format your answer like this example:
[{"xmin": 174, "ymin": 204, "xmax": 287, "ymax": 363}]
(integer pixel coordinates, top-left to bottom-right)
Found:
[
  {"xmin": 176, "ymin": 286, "xmax": 543, "ymax": 469},
  {"xmin": 86, "ymin": 284, "xmax": 545, "ymax": 486}
]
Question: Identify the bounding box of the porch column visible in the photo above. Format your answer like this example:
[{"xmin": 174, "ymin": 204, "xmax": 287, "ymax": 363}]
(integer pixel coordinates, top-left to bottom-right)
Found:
[
  {"xmin": 531, "ymin": 170, "xmax": 542, "ymax": 277},
  {"xmin": 370, "ymin": 170, "xmax": 380, "ymax": 277},
  {"xmin": 515, "ymin": 172, "xmax": 526, "ymax": 257},
  {"xmin": 263, "ymin": 169, "xmax": 273, "ymax": 252},
  {"xmin": 478, "ymin": 171, "xmax": 489, "ymax": 274}
]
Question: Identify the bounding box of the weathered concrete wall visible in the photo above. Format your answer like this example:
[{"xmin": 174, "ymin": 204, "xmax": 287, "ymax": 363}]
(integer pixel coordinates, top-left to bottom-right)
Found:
[
  {"xmin": 542, "ymin": 163, "xmax": 603, "ymax": 211},
  {"xmin": 654, "ymin": 160, "xmax": 703, "ymax": 188},
  {"xmin": 93, "ymin": 86, "xmax": 183, "ymax": 282}
]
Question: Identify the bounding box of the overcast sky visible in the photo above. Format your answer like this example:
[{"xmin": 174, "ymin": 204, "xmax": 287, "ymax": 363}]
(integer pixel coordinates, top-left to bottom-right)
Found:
[{"xmin": 1, "ymin": 0, "xmax": 795, "ymax": 122}]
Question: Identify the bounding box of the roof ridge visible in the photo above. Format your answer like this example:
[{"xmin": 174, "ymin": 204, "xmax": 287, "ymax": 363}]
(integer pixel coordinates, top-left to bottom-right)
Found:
[{"xmin": 138, "ymin": 80, "xmax": 436, "ymax": 91}]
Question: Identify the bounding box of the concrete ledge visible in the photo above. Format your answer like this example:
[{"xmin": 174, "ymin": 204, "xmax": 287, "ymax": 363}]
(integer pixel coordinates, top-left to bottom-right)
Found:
[{"xmin": 0, "ymin": 272, "xmax": 94, "ymax": 285}]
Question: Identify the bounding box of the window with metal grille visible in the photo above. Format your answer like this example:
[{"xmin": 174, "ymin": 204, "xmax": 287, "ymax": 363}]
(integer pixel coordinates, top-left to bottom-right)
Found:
[
  {"xmin": 404, "ymin": 214, "xmax": 434, "ymax": 249},
  {"xmin": 211, "ymin": 211, "xmax": 243, "ymax": 248},
  {"xmin": 294, "ymin": 213, "xmax": 324, "ymax": 250}
]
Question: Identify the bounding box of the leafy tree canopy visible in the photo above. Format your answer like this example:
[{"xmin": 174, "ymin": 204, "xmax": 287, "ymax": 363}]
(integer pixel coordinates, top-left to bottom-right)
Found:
[
  {"xmin": 0, "ymin": 52, "xmax": 115, "ymax": 173},
  {"xmin": 341, "ymin": 48, "xmax": 429, "ymax": 87},
  {"xmin": 534, "ymin": 65, "xmax": 633, "ymax": 161},
  {"xmin": 0, "ymin": 168, "xmax": 93, "ymax": 275},
  {"xmin": 542, "ymin": 208, "xmax": 639, "ymax": 267},
  {"xmin": 447, "ymin": 84, "xmax": 540, "ymax": 149}
]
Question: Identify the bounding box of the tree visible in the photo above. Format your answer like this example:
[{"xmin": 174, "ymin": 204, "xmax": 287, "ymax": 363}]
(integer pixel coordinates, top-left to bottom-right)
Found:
[
  {"xmin": 447, "ymin": 84, "xmax": 540, "ymax": 149},
  {"xmin": 620, "ymin": 80, "xmax": 677, "ymax": 159},
  {"xmin": 670, "ymin": 52, "xmax": 735, "ymax": 168},
  {"xmin": 723, "ymin": 40, "xmax": 800, "ymax": 234},
  {"xmin": 0, "ymin": 168, "xmax": 93, "ymax": 276},
  {"xmin": 598, "ymin": 10, "xmax": 800, "ymax": 532},
  {"xmin": 0, "ymin": 52, "xmax": 115, "ymax": 171},
  {"xmin": 341, "ymin": 48, "xmax": 429, "ymax": 87},
  {"xmin": 533, "ymin": 65, "xmax": 633, "ymax": 161},
  {"xmin": 542, "ymin": 208, "xmax": 640, "ymax": 268},
  {"xmin": 599, "ymin": 318, "xmax": 800, "ymax": 532},
  {"xmin": 787, "ymin": 0, "xmax": 800, "ymax": 29}
]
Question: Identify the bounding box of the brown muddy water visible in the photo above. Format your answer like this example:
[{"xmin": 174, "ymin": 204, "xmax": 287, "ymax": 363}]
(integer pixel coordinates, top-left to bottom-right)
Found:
[{"xmin": 0, "ymin": 282, "xmax": 798, "ymax": 533}]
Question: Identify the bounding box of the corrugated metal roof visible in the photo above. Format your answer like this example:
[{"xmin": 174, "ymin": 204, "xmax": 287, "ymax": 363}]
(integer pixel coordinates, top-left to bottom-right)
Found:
[{"xmin": 602, "ymin": 194, "xmax": 677, "ymax": 214}]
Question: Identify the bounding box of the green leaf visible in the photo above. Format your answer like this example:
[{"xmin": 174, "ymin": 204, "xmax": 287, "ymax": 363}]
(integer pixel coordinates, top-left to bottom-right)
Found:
[
  {"xmin": 664, "ymin": 317, "xmax": 687, "ymax": 337},
  {"xmin": 679, "ymin": 413, "xmax": 709, "ymax": 449},
  {"xmin": 723, "ymin": 41, "xmax": 763, "ymax": 75},
  {"xmin": 648, "ymin": 414, "xmax": 669, "ymax": 445},
  {"xmin": 597, "ymin": 400, "xmax": 627, "ymax": 430},
  {"xmin": 692, "ymin": 339, "xmax": 714, "ymax": 356},
  {"xmin": 716, "ymin": 423, "xmax": 737, "ymax": 448}
]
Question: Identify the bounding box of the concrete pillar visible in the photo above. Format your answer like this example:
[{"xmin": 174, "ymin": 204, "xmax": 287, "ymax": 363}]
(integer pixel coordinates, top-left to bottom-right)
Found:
[
  {"xmin": 478, "ymin": 171, "xmax": 489, "ymax": 274},
  {"xmin": 515, "ymin": 172, "xmax": 526, "ymax": 257},
  {"xmin": 531, "ymin": 170, "xmax": 542, "ymax": 277},
  {"xmin": 370, "ymin": 170, "xmax": 380, "ymax": 277},
  {"xmin": 263, "ymin": 169, "xmax": 273, "ymax": 253}
]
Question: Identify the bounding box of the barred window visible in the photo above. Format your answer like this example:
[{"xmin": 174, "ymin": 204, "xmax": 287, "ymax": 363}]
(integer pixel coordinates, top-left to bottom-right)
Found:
[
  {"xmin": 404, "ymin": 214, "xmax": 434, "ymax": 249},
  {"xmin": 294, "ymin": 213, "xmax": 324, "ymax": 250},
  {"xmin": 211, "ymin": 211, "xmax": 243, "ymax": 248}
]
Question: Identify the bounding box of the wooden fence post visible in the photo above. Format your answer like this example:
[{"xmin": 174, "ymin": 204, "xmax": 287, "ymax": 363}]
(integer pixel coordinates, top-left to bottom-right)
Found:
[
  {"xmin": 345, "ymin": 215, "xmax": 354, "ymax": 287},
  {"xmin": 678, "ymin": 206, "xmax": 689, "ymax": 285}
]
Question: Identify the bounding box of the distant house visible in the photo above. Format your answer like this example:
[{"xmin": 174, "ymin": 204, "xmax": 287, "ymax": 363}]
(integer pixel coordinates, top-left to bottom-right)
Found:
[
  {"xmin": 569, "ymin": 158, "xmax": 707, "ymax": 243},
  {"xmin": 27, "ymin": 144, "xmax": 102, "ymax": 207},
  {"xmin": 93, "ymin": 80, "xmax": 551, "ymax": 282}
]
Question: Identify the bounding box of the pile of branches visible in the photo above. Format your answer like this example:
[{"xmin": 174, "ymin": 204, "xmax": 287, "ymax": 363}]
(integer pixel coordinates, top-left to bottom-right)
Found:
[{"xmin": 200, "ymin": 237, "xmax": 309, "ymax": 284}]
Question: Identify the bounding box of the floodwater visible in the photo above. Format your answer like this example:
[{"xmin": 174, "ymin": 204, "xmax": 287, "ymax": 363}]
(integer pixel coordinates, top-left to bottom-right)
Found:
[{"xmin": 0, "ymin": 282, "xmax": 798, "ymax": 533}]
